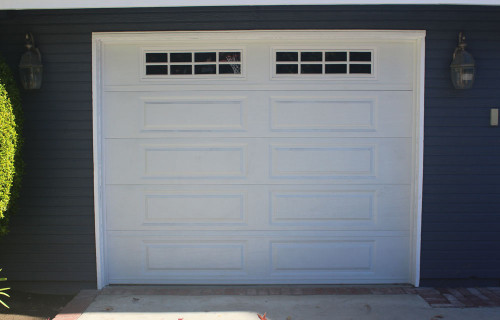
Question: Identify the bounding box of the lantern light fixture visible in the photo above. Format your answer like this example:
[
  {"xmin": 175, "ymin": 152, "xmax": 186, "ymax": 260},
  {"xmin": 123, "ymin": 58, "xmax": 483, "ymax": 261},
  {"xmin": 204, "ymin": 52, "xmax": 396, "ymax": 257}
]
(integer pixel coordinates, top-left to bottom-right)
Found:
[
  {"xmin": 450, "ymin": 32, "xmax": 475, "ymax": 90},
  {"xmin": 19, "ymin": 33, "xmax": 43, "ymax": 90}
]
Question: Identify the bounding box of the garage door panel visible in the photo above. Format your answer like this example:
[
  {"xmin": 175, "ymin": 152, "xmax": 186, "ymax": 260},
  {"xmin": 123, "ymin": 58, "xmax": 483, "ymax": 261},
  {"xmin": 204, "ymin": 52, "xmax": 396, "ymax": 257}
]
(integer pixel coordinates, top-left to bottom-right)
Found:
[
  {"xmin": 270, "ymin": 144, "xmax": 375, "ymax": 178},
  {"xmin": 144, "ymin": 144, "xmax": 247, "ymax": 178},
  {"xmin": 270, "ymin": 237, "xmax": 410, "ymax": 281},
  {"xmin": 269, "ymin": 187, "xmax": 410, "ymax": 229},
  {"xmin": 102, "ymin": 36, "xmax": 415, "ymax": 89},
  {"xmin": 106, "ymin": 234, "xmax": 409, "ymax": 284},
  {"xmin": 106, "ymin": 186, "xmax": 251, "ymax": 228},
  {"xmin": 106, "ymin": 185, "xmax": 410, "ymax": 231},
  {"xmin": 107, "ymin": 236, "xmax": 254, "ymax": 283},
  {"xmin": 105, "ymin": 138, "xmax": 411, "ymax": 184},
  {"xmin": 103, "ymin": 91, "xmax": 413, "ymax": 139},
  {"xmin": 102, "ymin": 93, "xmax": 249, "ymax": 136},
  {"xmin": 269, "ymin": 92, "xmax": 412, "ymax": 136},
  {"xmin": 105, "ymin": 140, "xmax": 249, "ymax": 182},
  {"xmin": 271, "ymin": 240, "xmax": 374, "ymax": 272}
]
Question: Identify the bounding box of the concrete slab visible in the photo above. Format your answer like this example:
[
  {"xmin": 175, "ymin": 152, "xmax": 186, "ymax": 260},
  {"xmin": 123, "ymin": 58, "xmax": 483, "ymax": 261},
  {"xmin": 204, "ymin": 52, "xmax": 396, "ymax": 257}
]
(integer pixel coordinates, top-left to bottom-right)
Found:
[{"xmin": 76, "ymin": 293, "xmax": 500, "ymax": 320}]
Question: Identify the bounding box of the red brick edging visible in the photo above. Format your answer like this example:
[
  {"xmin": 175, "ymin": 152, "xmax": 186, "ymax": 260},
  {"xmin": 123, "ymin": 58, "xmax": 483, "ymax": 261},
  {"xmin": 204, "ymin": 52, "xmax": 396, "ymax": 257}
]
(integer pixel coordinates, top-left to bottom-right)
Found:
[{"xmin": 415, "ymin": 287, "xmax": 500, "ymax": 308}]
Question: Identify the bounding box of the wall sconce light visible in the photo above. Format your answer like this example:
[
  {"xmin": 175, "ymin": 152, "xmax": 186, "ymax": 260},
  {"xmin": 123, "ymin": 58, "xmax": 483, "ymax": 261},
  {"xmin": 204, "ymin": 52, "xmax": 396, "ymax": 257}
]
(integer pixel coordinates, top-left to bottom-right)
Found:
[
  {"xmin": 18, "ymin": 33, "xmax": 43, "ymax": 90},
  {"xmin": 450, "ymin": 32, "xmax": 475, "ymax": 90}
]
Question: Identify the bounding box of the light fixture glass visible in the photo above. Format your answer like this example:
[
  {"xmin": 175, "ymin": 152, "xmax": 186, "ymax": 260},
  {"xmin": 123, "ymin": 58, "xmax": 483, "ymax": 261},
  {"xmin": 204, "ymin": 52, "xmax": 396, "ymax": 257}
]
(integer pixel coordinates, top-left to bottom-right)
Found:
[
  {"xmin": 19, "ymin": 33, "xmax": 43, "ymax": 90},
  {"xmin": 450, "ymin": 32, "xmax": 475, "ymax": 90}
]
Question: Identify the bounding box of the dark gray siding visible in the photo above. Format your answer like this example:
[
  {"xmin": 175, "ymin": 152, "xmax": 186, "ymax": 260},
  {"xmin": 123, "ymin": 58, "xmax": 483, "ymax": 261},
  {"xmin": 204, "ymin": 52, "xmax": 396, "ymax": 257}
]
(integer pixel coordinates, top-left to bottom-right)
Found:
[{"xmin": 0, "ymin": 5, "xmax": 499, "ymax": 287}]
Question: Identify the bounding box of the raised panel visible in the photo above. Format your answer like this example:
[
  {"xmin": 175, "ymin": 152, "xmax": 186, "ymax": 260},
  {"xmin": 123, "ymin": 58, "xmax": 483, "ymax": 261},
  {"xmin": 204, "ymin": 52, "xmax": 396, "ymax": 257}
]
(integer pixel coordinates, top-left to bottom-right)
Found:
[
  {"xmin": 270, "ymin": 97, "xmax": 375, "ymax": 131},
  {"xmin": 142, "ymin": 97, "xmax": 246, "ymax": 131},
  {"xmin": 145, "ymin": 193, "xmax": 245, "ymax": 224},
  {"xmin": 271, "ymin": 145, "xmax": 375, "ymax": 178},
  {"xmin": 271, "ymin": 191, "xmax": 374, "ymax": 224},
  {"xmin": 145, "ymin": 145, "xmax": 247, "ymax": 178},
  {"xmin": 146, "ymin": 242, "xmax": 245, "ymax": 271},
  {"xmin": 272, "ymin": 241, "xmax": 374, "ymax": 271}
]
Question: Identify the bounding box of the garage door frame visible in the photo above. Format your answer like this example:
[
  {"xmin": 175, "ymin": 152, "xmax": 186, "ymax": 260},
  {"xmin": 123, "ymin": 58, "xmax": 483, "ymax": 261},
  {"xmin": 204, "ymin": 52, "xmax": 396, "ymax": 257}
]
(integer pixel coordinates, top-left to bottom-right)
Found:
[{"xmin": 92, "ymin": 30, "xmax": 426, "ymax": 289}]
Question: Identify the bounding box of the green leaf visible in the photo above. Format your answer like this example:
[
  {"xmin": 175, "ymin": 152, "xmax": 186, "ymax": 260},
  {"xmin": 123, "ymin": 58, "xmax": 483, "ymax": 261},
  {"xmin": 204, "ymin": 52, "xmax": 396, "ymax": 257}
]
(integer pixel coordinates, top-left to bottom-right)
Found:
[{"xmin": 0, "ymin": 299, "xmax": 9, "ymax": 309}]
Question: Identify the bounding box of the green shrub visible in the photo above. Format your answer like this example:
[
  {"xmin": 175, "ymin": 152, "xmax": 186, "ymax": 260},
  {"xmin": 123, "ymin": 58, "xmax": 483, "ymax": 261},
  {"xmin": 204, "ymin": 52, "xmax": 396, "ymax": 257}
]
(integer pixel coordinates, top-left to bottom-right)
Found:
[{"xmin": 0, "ymin": 56, "xmax": 23, "ymax": 236}]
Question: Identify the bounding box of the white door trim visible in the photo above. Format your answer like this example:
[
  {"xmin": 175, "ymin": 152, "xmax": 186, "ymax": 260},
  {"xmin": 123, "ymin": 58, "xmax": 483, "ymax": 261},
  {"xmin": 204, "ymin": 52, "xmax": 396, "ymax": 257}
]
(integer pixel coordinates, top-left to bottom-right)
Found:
[{"xmin": 92, "ymin": 30, "xmax": 426, "ymax": 289}]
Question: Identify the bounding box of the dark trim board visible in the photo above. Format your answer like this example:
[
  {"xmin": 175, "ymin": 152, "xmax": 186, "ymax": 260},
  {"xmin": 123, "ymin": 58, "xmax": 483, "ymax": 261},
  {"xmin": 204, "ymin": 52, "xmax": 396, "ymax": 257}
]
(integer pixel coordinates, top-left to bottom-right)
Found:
[{"xmin": 0, "ymin": 5, "xmax": 499, "ymax": 289}]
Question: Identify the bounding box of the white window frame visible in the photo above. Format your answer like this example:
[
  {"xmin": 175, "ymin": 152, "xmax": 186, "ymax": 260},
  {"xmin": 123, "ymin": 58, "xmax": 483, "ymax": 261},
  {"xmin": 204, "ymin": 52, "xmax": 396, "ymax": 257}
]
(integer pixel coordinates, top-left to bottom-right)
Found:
[
  {"xmin": 141, "ymin": 48, "xmax": 246, "ymax": 80},
  {"xmin": 271, "ymin": 47, "xmax": 376, "ymax": 80}
]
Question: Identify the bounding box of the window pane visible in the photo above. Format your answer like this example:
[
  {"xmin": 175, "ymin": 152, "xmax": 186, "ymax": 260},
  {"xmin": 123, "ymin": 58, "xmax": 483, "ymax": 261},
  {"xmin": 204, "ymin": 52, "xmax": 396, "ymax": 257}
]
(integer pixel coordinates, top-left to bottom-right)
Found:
[
  {"xmin": 349, "ymin": 64, "xmax": 371, "ymax": 74},
  {"xmin": 195, "ymin": 52, "xmax": 216, "ymax": 62},
  {"xmin": 146, "ymin": 53, "xmax": 168, "ymax": 63},
  {"xmin": 195, "ymin": 65, "xmax": 217, "ymax": 74},
  {"xmin": 276, "ymin": 64, "xmax": 299, "ymax": 74},
  {"xmin": 170, "ymin": 65, "xmax": 192, "ymax": 75},
  {"xmin": 276, "ymin": 52, "xmax": 298, "ymax": 62},
  {"xmin": 219, "ymin": 64, "xmax": 241, "ymax": 74},
  {"xmin": 301, "ymin": 52, "xmax": 322, "ymax": 61},
  {"xmin": 325, "ymin": 52, "xmax": 347, "ymax": 61},
  {"xmin": 220, "ymin": 52, "xmax": 241, "ymax": 62},
  {"xmin": 170, "ymin": 53, "xmax": 192, "ymax": 62},
  {"xmin": 350, "ymin": 52, "xmax": 371, "ymax": 62},
  {"xmin": 146, "ymin": 65, "xmax": 168, "ymax": 75},
  {"xmin": 325, "ymin": 64, "xmax": 347, "ymax": 74},
  {"xmin": 301, "ymin": 64, "xmax": 322, "ymax": 74}
]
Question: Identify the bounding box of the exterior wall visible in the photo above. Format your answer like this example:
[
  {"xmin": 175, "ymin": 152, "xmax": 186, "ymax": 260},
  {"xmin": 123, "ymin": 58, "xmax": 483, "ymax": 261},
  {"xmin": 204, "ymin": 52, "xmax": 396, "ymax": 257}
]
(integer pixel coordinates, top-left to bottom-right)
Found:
[{"xmin": 0, "ymin": 5, "xmax": 499, "ymax": 288}]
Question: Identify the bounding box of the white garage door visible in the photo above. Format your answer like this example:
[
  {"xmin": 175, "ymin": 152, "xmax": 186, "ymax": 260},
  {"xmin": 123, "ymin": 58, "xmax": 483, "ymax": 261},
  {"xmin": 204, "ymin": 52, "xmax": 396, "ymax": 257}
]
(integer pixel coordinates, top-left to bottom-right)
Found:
[{"xmin": 95, "ymin": 31, "xmax": 424, "ymax": 285}]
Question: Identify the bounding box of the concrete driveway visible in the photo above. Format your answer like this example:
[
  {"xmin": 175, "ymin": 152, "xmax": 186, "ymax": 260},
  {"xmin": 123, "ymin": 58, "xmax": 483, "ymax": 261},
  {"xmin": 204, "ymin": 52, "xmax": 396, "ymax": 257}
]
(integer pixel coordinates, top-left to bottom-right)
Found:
[{"xmin": 53, "ymin": 286, "xmax": 500, "ymax": 320}]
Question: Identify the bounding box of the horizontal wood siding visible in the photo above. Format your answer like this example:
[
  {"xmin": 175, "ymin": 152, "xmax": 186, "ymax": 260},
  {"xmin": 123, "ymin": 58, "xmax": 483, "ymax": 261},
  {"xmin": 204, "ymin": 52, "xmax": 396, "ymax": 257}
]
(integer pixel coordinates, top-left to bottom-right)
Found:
[{"xmin": 0, "ymin": 5, "xmax": 499, "ymax": 286}]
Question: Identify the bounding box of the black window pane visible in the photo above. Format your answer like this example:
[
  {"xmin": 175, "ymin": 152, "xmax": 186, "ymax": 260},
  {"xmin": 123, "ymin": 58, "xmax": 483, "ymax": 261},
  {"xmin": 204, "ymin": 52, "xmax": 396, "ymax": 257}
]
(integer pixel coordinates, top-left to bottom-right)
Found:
[
  {"xmin": 170, "ymin": 65, "xmax": 192, "ymax": 75},
  {"xmin": 350, "ymin": 52, "xmax": 372, "ymax": 62},
  {"xmin": 301, "ymin": 52, "xmax": 322, "ymax": 61},
  {"xmin": 195, "ymin": 65, "xmax": 217, "ymax": 74},
  {"xmin": 276, "ymin": 64, "xmax": 299, "ymax": 74},
  {"xmin": 325, "ymin": 64, "xmax": 347, "ymax": 74},
  {"xmin": 219, "ymin": 52, "xmax": 241, "ymax": 62},
  {"xmin": 349, "ymin": 64, "xmax": 372, "ymax": 74},
  {"xmin": 301, "ymin": 64, "xmax": 322, "ymax": 74},
  {"xmin": 146, "ymin": 53, "xmax": 168, "ymax": 63},
  {"xmin": 170, "ymin": 53, "xmax": 192, "ymax": 62},
  {"xmin": 195, "ymin": 52, "xmax": 216, "ymax": 62},
  {"xmin": 276, "ymin": 52, "xmax": 298, "ymax": 62},
  {"xmin": 325, "ymin": 52, "xmax": 347, "ymax": 61},
  {"xmin": 146, "ymin": 65, "xmax": 168, "ymax": 75},
  {"xmin": 219, "ymin": 64, "xmax": 241, "ymax": 74}
]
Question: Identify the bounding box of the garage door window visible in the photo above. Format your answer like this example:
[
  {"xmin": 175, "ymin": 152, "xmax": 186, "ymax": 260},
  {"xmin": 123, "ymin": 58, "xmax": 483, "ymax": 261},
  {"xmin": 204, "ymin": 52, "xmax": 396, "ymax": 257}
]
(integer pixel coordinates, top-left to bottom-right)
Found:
[
  {"xmin": 274, "ymin": 50, "xmax": 373, "ymax": 77},
  {"xmin": 144, "ymin": 50, "xmax": 242, "ymax": 76}
]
